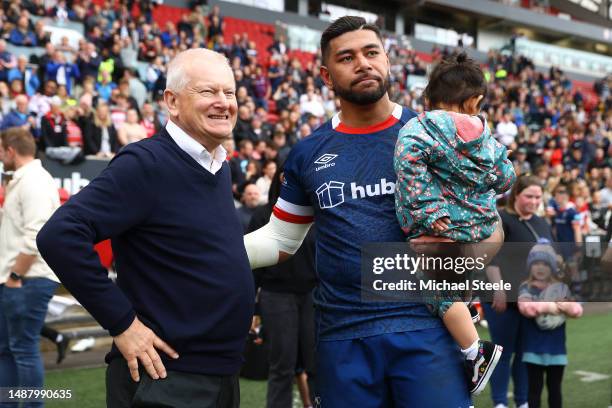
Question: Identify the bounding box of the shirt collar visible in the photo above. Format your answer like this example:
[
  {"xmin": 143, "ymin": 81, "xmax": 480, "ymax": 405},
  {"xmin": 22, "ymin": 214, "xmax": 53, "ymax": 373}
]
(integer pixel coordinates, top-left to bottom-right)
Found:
[
  {"xmin": 165, "ymin": 120, "xmax": 227, "ymax": 164},
  {"xmin": 13, "ymin": 159, "xmax": 42, "ymax": 181}
]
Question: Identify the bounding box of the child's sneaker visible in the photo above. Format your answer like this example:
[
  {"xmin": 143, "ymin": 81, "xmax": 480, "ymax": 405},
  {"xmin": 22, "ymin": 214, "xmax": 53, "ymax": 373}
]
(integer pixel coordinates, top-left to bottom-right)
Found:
[
  {"xmin": 464, "ymin": 340, "xmax": 503, "ymax": 395},
  {"xmin": 469, "ymin": 303, "xmax": 480, "ymax": 324}
]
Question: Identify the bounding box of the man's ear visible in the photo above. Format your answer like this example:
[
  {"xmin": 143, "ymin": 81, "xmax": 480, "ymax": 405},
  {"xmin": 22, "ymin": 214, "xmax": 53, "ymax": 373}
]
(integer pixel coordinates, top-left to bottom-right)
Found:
[
  {"xmin": 164, "ymin": 89, "xmax": 179, "ymax": 117},
  {"xmin": 320, "ymin": 65, "xmax": 333, "ymax": 90}
]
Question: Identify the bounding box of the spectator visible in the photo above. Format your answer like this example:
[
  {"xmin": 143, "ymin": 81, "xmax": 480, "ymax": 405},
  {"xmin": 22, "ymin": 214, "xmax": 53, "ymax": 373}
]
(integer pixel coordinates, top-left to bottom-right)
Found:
[
  {"xmin": 140, "ymin": 101, "xmax": 161, "ymax": 138},
  {"xmin": 9, "ymin": 16, "xmax": 37, "ymax": 47},
  {"xmin": 0, "ymin": 39, "xmax": 17, "ymax": 83},
  {"xmin": 124, "ymin": 68, "xmax": 147, "ymax": 108},
  {"xmin": 117, "ymin": 108, "xmax": 147, "ymax": 146},
  {"xmin": 299, "ymin": 85, "xmax": 325, "ymax": 119},
  {"xmin": 46, "ymin": 51, "xmax": 81, "ymax": 96},
  {"xmin": 513, "ymin": 148, "xmax": 532, "ymax": 176},
  {"xmin": 65, "ymin": 106, "xmax": 84, "ymax": 148},
  {"xmin": 76, "ymin": 42, "xmax": 102, "ymax": 80},
  {"xmin": 496, "ymin": 111, "xmax": 518, "ymax": 147},
  {"xmin": 207, "ymin": 5, "xmax": 224, "ymax": 43},
  {"xmin": 255, "ymin": 160, "xmax": 277, "ymax": 205},
  {"xmin": 237, "ymin": 183, "xmax": 262, "ymax": 232},
  {"xmin": 1, "ymin": 94, "xmax": 33, "ymax": 130},
  {"xmin": 40, "ymin": 96, "xmax": 68, "ymax": 149},
  {"xmin": 599, "ymin": 176, "xmax": 612, "ymax": 209},
  {"xmin": 547, "ymin": 185, "xmax": 582, "ymax": 258},
  {"xmin": 83, "ymin": 103, "xmax": 118, "ymax": 157},
  {"xmin": 0, "ymin": 128, "xmax": 60, "ymax": 402},
  {"xmin": 8, "ymin": 55, "xmax": 40, "ymax": 97},
  {"xmin": 230, "ymin": 139, "xmax": 254, "ymax": 195},
  {"xmin": 96, "ymin": 70, "xmax": 117, "ymax": 102},
  {"xmin": 251, "ymin": 66, "xmax": 270, "ymax": 110},
  {"xmin": 485, "ymin": 176, "xmax": 554, "ymax": 408}
]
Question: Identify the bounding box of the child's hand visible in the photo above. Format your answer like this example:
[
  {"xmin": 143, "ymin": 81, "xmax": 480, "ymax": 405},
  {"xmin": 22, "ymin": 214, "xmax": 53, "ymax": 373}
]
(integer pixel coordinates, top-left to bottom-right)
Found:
[{"xmin": 431, "ymin": 217, "xmax": 451, "ymax": 232}]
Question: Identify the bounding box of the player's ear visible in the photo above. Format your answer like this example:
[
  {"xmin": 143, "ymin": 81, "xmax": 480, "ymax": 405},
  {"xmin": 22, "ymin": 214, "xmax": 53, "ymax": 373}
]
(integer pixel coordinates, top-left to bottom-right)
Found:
[{"xmin": 320, "ymin": 65, "xmax": 333, "ymax": 90}]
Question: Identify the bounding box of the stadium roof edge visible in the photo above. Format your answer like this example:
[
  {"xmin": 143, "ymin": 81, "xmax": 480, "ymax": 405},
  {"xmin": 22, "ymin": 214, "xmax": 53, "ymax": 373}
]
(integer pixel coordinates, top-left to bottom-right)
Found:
[{"xmin": 423, "ymin": 0, "xmax": 612, "ymax": 46}]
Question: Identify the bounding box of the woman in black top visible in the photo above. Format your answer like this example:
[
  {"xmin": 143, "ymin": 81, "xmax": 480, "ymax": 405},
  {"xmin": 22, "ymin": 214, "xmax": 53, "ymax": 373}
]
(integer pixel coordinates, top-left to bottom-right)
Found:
[
  {"xmin": 83, "ymin": 103, "xmax": 119, "ymax": 157},
  {"xmin": 483, "ymin": 175, "xmax": 554, "ymax": 408}
]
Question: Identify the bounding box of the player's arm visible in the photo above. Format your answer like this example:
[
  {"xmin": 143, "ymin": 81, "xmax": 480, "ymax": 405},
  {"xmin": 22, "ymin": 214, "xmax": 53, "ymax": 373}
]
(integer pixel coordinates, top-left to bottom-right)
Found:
[
  {"xmin": 244, "ymin": 214, "xmax": 313, "ymax": 269},
  {"xmin": 244, "ymin": 146, "xmax": 314, "ymax": 269}
]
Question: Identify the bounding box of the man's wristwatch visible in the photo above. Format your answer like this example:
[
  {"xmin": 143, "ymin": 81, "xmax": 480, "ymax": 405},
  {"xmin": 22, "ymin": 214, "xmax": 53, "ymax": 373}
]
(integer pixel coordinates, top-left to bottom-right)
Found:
[{"xmin": 9, "ymin": 272, "xmax": 23, "ymax": 281}]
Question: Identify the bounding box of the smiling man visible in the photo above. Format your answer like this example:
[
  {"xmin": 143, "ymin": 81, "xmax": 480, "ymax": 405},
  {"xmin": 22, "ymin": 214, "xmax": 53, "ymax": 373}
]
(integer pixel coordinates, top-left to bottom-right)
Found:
[{"xmin": 37, "ymin": 49, "xmax": 252, "ymax": 408}]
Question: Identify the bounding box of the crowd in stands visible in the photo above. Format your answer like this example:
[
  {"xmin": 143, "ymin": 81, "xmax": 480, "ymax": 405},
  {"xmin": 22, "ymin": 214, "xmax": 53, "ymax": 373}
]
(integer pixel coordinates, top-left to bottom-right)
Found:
[{"xmin": 0, "ymin": 0, "xmax": 610, "ymax": 241}]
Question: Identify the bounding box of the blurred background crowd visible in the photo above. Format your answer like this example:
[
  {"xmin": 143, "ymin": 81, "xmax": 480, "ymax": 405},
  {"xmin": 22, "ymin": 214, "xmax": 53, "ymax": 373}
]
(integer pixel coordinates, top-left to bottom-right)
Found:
[{"xmin": 0, "ymin": 1, "xmax": 609, "ymax": 239}]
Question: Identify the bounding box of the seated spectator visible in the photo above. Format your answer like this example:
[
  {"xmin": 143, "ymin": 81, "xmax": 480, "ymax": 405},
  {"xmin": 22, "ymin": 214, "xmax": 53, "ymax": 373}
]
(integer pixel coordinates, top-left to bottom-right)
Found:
[
  {"xmin": 34, "ymin": 20, "xmax": 52, "ymax": 47},
  {"xmin": 230, "ymin": 139, "xmax": 254, "ymax": 196},
  {"xmin": 9, "ymin": 16, "xmax": 37, "ymax": 47},
  {"xmin": 8, "ymin": 55, "xmax": 40, "ymax": 97},
  {"xmin": 256, "ymin": 160, "xmax": 277, "ymax": 205},
  {"xmin": 496, "ymin": 111, "xmax": 519, "ymax": 146},
  {"xmin": 300, "ymin": 85, "xmax": 325, "ymax": 119},
  {"xmin": 124, "ymin": 69, "xmax": 147, "ymax": 109},
  {"xmin": 251, "ymin": 117, "xmax": 271, "ymax": 141},
  {"xmin": 117, "ymin": 109, "xmax": 147, "ymax": 146},
  {"xmin": 140, "ymin": 102, "xmax": 161, "ymax": 138},
  {"xmin": 0, "ymin": 39, "xmax": 17, "ymax": 83},
  {"xmin": 236, "ymin": 183, "xmax": 261, "ymax": 232},
  {"xmin": 65, "ymin": 106, "xmax": 83, "ymax": 148},
  {"xmin": 96, "ymin": 70, "xmax": 116, "ymax": 102},
  {"xmin": 161, "ymin": 22, "xmax": 179, "ymax": 48},
  {"xmin": 271, "ymin": 129, "xmax": 291, "ymax": 163},
  {"xmin": 83, "ymin": 103, "xmax": 118, "ymax": 157},
  {"xmin": 46, "ymin": 51, "xmax": 81, "ymax": 96},
  {"xmin": 76, "ymin": 42, "xmax": 102, "ymax": 80},
  {"xmin": 0, "ymin": 95, "xmax": 33, "ymax": 130},
  {"xmin": 51, "ymin": 0, "xmax": 70, "ymax": 22},
  {"xmin": 56, "ymin": 36, "xmax": 77, "ymax": 56},
  {"xmin": 40, "ymin": 97, "xmax": 68, "ymax": 149}
]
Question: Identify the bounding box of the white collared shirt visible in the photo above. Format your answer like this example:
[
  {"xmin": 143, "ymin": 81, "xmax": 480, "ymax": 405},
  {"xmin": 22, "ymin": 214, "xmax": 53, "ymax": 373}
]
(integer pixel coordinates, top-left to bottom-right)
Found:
[
  {"xmin": 0, "ymin": 159, "xmax": 59, "ymax": 283},
  {"xmin": 165, "ymin": 120, "xmax": 227, "ymax": 174}
]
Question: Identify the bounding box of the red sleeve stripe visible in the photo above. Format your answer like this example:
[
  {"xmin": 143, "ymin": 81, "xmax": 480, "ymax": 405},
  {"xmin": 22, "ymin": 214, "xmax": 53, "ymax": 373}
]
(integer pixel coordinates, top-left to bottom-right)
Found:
[
  {"xmin": 276, "ymin": 197, "xmax": 314, "ymax": 216},
  {"xmin": 273, "ymin": 206, "xmax": 314, "ymax": 224}
]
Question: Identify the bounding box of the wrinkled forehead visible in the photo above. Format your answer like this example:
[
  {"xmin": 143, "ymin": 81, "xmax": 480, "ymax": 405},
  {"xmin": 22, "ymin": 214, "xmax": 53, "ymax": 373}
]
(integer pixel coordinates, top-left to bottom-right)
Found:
[
  {"xmin": 328, "ymin": 29, "xmax": 383, "ymax": 57},
  {"xmin": 185, "ymin": 62, "xmax": 236, "ymax": 90}
]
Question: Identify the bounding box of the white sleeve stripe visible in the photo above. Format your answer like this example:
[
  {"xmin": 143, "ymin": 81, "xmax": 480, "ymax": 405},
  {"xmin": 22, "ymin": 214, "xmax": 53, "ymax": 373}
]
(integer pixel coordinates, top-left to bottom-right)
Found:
[{"xmin": 276, "ymin": 197, "xmax": 314, "ymax": 216}]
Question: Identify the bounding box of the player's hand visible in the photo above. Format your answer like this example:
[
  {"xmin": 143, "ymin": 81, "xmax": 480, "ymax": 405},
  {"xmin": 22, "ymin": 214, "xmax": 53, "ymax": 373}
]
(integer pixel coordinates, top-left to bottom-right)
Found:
[
  {"xmin": 113, "ymin": 317, "xmax": 179, "ymax": 382},
  {"xmin": 408, "ymin": 234, "xmax": 454, "ymax": 256},
  {"xmin": 491, "ymin": 290, "xmax": 507, "ymax": 313},
  {"xmin": 431, "ymin": 217, "xmax": 451, "ymax": 232}
]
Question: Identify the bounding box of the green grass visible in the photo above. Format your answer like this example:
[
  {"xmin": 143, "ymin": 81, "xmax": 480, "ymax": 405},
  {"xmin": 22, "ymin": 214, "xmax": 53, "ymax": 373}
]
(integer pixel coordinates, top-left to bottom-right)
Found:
[{"xmin": 45, "ymin": 311, "xmax": 612, "ymax": 407}]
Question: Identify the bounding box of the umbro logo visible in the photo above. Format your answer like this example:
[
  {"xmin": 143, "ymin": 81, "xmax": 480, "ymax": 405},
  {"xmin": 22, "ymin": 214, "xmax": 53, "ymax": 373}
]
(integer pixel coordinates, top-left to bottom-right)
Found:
[
  {"xmin": 314, "ymin": 154, "xmax": 338, "ymax": 171},
  {"xmin": 314, "ymin": 154, "xmax": 338, "ymax": 164}
]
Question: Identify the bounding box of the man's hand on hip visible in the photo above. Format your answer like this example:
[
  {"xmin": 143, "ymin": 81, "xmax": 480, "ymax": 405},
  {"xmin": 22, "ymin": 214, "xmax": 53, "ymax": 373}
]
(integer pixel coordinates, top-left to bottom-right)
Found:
[{"xmin": 113, "ymin": 316, "xmax": 179, "ymax": 382}]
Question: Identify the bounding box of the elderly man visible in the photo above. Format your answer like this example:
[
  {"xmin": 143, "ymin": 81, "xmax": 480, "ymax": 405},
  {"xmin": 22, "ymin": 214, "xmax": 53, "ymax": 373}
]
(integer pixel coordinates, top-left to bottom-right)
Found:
[
  {"xmin": 37, "ymin": 49, "xmax": 252, "ymax": 407},
  {"xmin": 0, "ymin": 95, "xmax": 34, "ymax": 131},
  {"xmin": 0, "ymin": 128, "xmax": 60, "ymax": 404}
]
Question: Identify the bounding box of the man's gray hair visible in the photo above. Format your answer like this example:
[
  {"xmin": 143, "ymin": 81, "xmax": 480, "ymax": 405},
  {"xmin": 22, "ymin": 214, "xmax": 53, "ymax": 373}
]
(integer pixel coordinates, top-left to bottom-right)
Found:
[{"xmin": 166, "ymin": 48, "xmax": 231, "ymax": 93}]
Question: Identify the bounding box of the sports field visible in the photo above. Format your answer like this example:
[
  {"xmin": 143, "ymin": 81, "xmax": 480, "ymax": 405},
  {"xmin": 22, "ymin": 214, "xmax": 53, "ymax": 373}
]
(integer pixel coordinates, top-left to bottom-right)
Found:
[{"xmin": 45, "ymin": 310, "xmax": 612, "ymax": 408}]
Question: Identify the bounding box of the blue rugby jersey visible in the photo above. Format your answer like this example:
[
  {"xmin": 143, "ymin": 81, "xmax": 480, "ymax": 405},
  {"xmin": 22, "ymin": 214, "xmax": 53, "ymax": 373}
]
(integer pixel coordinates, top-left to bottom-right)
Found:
[{"xmin": 274, "ymin": 104, "xmax": 442, "ymax": 341}]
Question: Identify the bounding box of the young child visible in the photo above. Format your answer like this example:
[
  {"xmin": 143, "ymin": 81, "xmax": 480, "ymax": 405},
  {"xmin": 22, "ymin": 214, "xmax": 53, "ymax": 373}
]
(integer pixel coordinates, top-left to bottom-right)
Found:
[
  {"xmin": 518, "ymin": 240, "xmax": 583, "ymax": 408},
  {"xmin": 394, "ymin": 52, "xmax": 516, "ymax": 395}
]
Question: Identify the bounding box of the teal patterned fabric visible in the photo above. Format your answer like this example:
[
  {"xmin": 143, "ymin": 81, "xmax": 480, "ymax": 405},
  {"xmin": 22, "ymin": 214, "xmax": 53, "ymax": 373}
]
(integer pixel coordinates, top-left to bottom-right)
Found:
[{"xmin": 394, "ymin": 110, "xmax": 516, "ymax": 242}]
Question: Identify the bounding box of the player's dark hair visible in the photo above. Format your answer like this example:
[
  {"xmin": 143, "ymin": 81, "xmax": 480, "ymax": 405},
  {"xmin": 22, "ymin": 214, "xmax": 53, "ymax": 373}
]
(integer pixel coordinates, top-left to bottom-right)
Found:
[
  {"xmin": 424, "ymin": 52, "xmax": 487, "ymax": 111},
  {"xmin": 320, "ymin": 16, "xmax": 383, "ymax": 64}
]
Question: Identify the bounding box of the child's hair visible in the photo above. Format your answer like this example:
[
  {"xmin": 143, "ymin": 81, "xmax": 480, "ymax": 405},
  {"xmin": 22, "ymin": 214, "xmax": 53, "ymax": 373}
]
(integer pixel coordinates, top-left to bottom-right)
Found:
[{"xmin": 423, "ymin": 52, "xmax": 487, "ymax": 111}]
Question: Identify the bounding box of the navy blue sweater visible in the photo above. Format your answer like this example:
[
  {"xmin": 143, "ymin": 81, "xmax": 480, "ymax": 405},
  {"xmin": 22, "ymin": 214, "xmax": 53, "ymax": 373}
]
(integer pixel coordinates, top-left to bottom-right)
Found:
[{"xmin": 37, "ymin": 129, "xmax": 255, "ymax": 375}]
